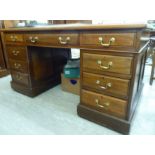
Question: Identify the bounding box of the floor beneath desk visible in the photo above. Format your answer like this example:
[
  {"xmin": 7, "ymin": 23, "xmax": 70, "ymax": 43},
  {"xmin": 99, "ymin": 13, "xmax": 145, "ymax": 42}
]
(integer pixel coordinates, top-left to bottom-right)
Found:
[{"xmin": 0, "ymin": 65, "xmax": 155, "ymax": 135}]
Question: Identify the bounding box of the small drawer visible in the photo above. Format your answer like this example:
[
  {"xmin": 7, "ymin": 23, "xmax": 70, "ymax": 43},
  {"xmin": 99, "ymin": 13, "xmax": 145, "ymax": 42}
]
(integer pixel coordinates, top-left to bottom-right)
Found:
[
  {"xmin": 9, "ymin": 59, "xmax": 28, "ymax": 73},
  {"xmin": 81, "ymin": 89, "xmax": 127, "ymax": 119},
  {"xmin": 80, "ymin": 32, "xmax": 135, "ymax": 48},
  {"xmin": 5, "ymin": 34, "xmax": 24, "ymax": 43},
  {"xmin": 11, "ymin": 71, "xmax": 30, "ymax": 86},
  {"xmin": 82, "ymin": 72, "xmax": 130, "ymax": 98},
  {"xmin": 25, "ymin": 33, "xmax": 79, "ymax": 46},
  {"xmin": 6, "ymin": 46, "xmax": 27, "ymax": 61},
  {"xmin": 82, "ymin": 52, "xmax": 133, "ymax": 75}
]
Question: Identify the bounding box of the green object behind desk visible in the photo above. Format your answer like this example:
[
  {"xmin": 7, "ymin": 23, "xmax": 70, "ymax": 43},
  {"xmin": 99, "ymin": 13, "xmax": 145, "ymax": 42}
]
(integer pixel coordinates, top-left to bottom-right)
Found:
[{"xmin": 64, "ymin": 59, "xmax": 80, "ymax": 78}]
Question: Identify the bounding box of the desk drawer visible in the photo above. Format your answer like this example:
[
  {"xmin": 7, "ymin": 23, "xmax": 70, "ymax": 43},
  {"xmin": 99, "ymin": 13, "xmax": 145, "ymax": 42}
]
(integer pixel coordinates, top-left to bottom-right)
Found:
[
  {"xmin": 5, "ymin": 34, "xmax": 24, "ymax": 43},
  {"xmin": 6, "ymin": 46, "xmax": 27, "ymax": 61},
  {"xmin": 82, "ymin": 72, "xmax": 130, "ymax": 98},
  {"xmin": 82, "ymin": 52, "xmax": 133, "ymax": 75},
  {"xmin": 80, "ymin": 32, "xmax": 135, "ymax": 48},
  {"xmin": 11, "ymin": 71, "xmax": 30, "ymax": 86},
  {"xmin": 9, "ymin": 59, "xmax": 28, "ymax": 73},
  {"xmin": 25, "ymin": 33, "xmax": 79, "ymax": 46},
  {"xmin": 81, "ymin": 89, "xmax": 127, "ymax": 119}
]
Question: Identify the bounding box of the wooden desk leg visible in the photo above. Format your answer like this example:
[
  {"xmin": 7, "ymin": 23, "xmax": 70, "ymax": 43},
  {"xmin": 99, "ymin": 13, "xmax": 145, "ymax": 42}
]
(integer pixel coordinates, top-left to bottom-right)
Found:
[{"xmin": 150, "ymin": 49, "xmax": 155, "ymax": 85}]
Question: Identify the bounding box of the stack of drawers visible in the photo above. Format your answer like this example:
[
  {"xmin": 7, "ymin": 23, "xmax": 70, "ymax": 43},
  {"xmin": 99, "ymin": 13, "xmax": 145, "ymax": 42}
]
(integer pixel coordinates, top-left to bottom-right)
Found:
[
  {"xmin": 81, "ymin": 51, "xmax": 132, "ymax": 119},
  {"xmin": 78, "ymin": 31, "xmax": 146, "ymax": 134},
  {"xmin": 5, "ymin": 34, "xmax": 30, "ymax": 87}
]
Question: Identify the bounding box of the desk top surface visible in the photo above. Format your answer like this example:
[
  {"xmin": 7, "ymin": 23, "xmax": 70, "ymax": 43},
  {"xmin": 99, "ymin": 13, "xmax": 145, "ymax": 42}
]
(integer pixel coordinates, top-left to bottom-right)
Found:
[{"xmin": 1, "ymin": 23, "xmax": 147, "ymax": 32}]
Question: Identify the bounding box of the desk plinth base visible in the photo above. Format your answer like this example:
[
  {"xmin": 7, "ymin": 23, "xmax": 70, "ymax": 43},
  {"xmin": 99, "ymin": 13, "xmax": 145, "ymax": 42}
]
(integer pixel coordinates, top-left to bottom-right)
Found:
[
  {"xmin": 11, "ymin": 77, "xmax": 60, "ymax": 97},
  {"xmin": 77, "ymin": 104, "xmax": 130, "ymax": 134}
]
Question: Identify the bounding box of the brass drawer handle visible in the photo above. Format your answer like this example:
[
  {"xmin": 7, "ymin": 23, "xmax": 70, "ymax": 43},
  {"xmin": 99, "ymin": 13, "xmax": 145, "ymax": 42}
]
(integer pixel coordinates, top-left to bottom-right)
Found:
[
  {"xmin": 10, "ymin": 35, "xmax": 17, "ymax": 42},
  {"xmin": 96, "ymin": 80, "xmax": 112, "ymax": 89},
  {"xmin": 16, "ymin": 74, "xmax": 22, "ymax": 80},
  {"xmin": 14, "ymin": 63, "xmax": 21, "ymax": 69},
  {"xmin": 12, "ymin": 50, "xmax": 20, "ymax": 56},
  {"xmin": 97, "ymin": 60, "xmax": 113, "ymax": 69},
  {"xmin": 58, "ymin": 37, "xmax": 70, "ymax": 45},
  {"xmin": 29, "ymin": 36, "xmax": 38, "ymax": 43},
  {"xmin": 99, "ymin": 37, "xmax": 115, "ymax": 47},
  {"xmin": 95, "ymin": 99, "xmax": 110, "ymax": 109}
]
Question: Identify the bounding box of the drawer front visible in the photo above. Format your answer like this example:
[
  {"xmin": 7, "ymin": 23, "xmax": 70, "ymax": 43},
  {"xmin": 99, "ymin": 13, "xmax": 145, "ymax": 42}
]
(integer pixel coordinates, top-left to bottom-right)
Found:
[
  {"xmin": 11, "ymin": 71, "xmax": 30, "ymax": 86},
  {"xmin": 82, "ymin": 53, "xmax": 133, "ymax": 75},
  {"xmin": 25, "ymin": 33, "xmax": 79, "ymax": 46},
  {"xmin": 80, "ymin": 32, "xmax": 135, "ymax": 48},
  {"xmin": 5, "ymin": 34, "xmax": 24, "ymax": 43},
  {"xmin": 9, "ymin": 59, "xmax": 28, "ymax": 73},
  {"xmin": 6, "ymin": 46, "xmax": 27, "ymax": 61},
  {"xmin": 81, "ymin": 89, "xmax": 127, "ymax": 119},
  {"xmin": 82, "ymin": 72, "xmax": 130, "ymax": 98}
]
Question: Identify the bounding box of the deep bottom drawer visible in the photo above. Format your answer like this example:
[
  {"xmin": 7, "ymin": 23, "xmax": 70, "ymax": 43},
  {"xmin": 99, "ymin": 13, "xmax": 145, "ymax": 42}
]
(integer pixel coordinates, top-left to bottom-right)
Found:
[
  {"xmin": 11, "ymin": 71, "xmax": 30, "ymax": 86},
  {"xmin": 81, "ymin": 89, "xmax": 127, "ymax": 119}
]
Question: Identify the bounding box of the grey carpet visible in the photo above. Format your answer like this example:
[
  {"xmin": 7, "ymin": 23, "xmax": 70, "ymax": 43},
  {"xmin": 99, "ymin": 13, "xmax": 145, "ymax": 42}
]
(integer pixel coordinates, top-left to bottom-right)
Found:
[{"xmin": 0, "ymin": 65, "xmax": 155, "ymax": 134}]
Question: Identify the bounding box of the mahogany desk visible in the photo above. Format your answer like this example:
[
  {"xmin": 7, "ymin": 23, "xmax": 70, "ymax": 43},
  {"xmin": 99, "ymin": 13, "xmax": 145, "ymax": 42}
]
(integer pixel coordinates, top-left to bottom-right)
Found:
[{"xmin": 1, "ymin": 24, "xmax": 149, "ymax": 134}]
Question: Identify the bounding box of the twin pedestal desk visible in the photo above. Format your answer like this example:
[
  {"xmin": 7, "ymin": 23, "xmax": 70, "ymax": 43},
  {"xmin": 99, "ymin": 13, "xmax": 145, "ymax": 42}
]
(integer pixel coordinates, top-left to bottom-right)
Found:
[{"xmin": 1, "ymin": 24, "xmax": 149, "ymax": 134}]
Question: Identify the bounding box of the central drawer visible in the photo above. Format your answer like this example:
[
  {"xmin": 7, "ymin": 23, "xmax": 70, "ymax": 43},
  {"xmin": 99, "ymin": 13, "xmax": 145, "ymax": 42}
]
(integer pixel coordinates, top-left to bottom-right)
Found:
[
  {"xmin": 82, "ymin": 52, "xmax": 133, "ymax": 75},
  {"xmin": 81, "ymin": 89, "xmax": 127, "ymax": 119},
  {"xmin": 82, "ymin": 72, "xmax": 130, "ymax": 99},
  {"xmin": 25, "ymin": 33, "xmax": 79, "ymax": 46}
]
